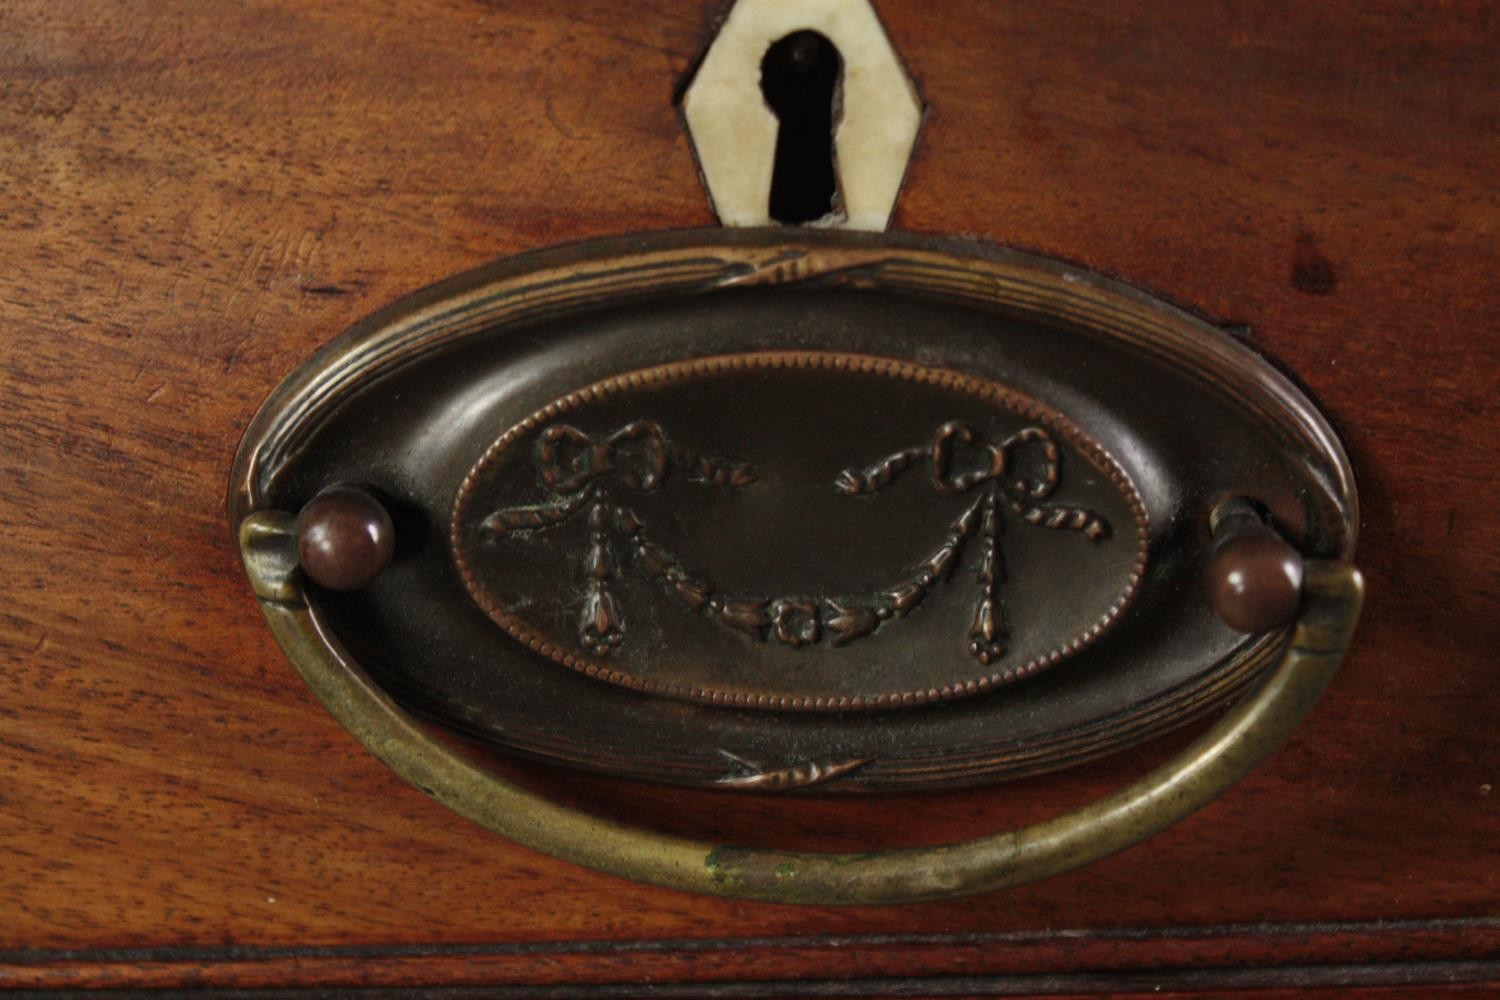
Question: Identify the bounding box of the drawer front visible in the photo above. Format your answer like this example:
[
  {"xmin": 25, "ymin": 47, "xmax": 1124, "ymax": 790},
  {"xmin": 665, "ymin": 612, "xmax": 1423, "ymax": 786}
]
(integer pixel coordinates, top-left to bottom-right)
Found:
[{"xmin": 1, "ymin": 0, "xmax": 1495, "ymax": 993}]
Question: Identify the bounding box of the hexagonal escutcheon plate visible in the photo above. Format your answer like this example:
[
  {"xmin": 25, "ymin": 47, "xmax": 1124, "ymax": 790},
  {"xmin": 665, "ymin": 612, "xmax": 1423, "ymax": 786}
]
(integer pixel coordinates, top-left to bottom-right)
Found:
[{"xmin": 681, "ymin": 0, "xmax": 922, "ymax": 230}]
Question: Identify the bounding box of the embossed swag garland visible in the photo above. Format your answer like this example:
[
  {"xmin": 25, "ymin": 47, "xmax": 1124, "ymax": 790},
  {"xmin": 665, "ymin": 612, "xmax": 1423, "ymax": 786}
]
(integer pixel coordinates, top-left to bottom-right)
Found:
[{"xmin": 482, "ymin": 418, "xmax": 1107, "ymax": 657}]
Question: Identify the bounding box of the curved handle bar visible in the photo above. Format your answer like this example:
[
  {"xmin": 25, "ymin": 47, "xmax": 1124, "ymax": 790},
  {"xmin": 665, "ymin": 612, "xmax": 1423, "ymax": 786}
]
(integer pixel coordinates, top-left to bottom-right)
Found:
[{"xmin": 241, "ymin": 511, "xmax": 1361, "ymax": 905}]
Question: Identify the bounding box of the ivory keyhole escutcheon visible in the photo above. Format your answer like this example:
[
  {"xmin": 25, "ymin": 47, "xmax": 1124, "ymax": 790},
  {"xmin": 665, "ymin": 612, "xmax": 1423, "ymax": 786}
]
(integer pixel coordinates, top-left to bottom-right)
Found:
[{"xmin": 681, "ymin": 0, "xmax": 923, "ymax": 230}]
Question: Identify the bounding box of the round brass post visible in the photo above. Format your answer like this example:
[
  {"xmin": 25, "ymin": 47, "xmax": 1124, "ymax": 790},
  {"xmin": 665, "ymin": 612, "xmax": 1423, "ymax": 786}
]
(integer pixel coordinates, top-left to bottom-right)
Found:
[{"xmin": 1206, "ymin": 498, "xmax": 1306, "ymax": 633}]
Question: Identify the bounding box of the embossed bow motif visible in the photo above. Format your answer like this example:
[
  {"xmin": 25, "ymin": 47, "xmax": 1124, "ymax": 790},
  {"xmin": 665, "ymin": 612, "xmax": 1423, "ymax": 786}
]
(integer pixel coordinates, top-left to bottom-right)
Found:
[
  {"xmin": 835, "ymin": 420, "xmax": 1108, "ymax": 540},
  {"xmin": 480, "ymin": 419, "xmax": 1110, "ymax": 665},
  {"xmin": 481, "ymin": 422, "xmax": 757, "ymax": 654},
  {"xmin": 538, "ymin": 421, "xmax": 670, "ymax": 493},
  {"xmin": 831, "ymin": 421, "xmax": 1110, "ymax": 661}
]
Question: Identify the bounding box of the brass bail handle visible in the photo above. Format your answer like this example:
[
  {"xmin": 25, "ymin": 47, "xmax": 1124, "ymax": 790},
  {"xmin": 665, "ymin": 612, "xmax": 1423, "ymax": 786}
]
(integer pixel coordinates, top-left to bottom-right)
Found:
[{"xmin": 240, "ymin": 490, "xmax": 1362, "ymax": 905}]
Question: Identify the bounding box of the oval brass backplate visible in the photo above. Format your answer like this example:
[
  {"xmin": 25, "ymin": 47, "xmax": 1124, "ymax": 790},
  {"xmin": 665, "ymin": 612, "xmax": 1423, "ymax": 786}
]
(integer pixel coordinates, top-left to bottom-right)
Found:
[{"xmin": 230, "ymin": 229, "xmax": 1356, "ymax": 792}]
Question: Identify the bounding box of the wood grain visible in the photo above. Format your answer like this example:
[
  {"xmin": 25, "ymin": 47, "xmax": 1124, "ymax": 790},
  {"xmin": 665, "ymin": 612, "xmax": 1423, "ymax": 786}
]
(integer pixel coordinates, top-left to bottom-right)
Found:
[
  {"xmin": 0, "ymin": 0, "xmax": 1496, "ymax": 991},
  {"xmin": 2, "ymin": 919, "xmax": 1498, "ymax": 992}
]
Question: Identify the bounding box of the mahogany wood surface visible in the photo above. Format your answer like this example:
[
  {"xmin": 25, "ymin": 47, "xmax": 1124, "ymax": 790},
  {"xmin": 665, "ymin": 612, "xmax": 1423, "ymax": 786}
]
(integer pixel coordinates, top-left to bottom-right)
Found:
[{"xmin": 1, "ymin": 0, "xmax": 1496, "ymax": 993}]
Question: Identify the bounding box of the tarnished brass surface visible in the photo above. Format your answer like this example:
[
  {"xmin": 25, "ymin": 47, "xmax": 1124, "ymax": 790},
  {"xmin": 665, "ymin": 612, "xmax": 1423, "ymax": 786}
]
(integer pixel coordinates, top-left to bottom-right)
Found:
[
  {"xmin": 239, "ymin": 517, "xmax": 1361, "ymax": 904},
  {"xmin": 230, "ymin": 230, "xmax": 1357, "ymax": 789}
]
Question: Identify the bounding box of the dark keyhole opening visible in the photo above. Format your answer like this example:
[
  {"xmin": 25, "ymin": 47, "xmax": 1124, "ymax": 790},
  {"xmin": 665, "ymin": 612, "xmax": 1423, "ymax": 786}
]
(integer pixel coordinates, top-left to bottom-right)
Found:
[{"xmin": 760, "ymin": 30, "xmax": 842, "ymax": 225}]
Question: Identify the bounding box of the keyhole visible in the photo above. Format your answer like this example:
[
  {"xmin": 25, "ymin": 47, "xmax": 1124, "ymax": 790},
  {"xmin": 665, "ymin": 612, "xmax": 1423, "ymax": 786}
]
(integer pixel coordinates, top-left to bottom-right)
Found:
[{"xmin": 760, "ymin": 30, "xmax": 842, "ymax": 225}]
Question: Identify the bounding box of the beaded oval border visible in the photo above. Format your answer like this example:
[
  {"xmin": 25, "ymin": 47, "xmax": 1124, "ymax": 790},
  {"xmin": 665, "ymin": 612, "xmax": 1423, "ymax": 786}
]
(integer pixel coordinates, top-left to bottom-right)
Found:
[{"xmin": 450, "ymin": 350, "xmax": 1150, "ymax": 712}]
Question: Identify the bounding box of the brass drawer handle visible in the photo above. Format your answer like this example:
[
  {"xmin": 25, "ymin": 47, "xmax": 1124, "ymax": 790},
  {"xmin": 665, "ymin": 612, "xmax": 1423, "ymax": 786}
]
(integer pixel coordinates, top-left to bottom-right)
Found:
[
  {"xmin": 232, "ymin": 231, "xmax": 1361, "ymax": 901},
  {"xmin": 243, "ymin": 503, "xmax": 1360, "ymax": 905}
]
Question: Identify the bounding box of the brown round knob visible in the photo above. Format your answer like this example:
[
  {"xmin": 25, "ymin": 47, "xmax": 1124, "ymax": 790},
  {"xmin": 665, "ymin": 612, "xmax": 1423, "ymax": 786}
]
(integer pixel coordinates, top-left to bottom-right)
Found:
[
  {"xmin": 295, "ymin": 486, "xmax": 394, "ymax": 591},
  {"xmin": 1205, "ymin": 533, "xmax": 1304, "ymax": 633}
]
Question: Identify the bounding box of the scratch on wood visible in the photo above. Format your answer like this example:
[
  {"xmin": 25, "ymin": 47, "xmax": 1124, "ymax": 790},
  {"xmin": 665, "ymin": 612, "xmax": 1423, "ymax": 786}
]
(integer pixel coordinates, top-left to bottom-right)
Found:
[{"xmin": 544, "ymin": 91, "xmax": 582, "ymax": 141}]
